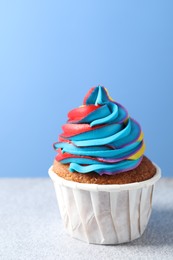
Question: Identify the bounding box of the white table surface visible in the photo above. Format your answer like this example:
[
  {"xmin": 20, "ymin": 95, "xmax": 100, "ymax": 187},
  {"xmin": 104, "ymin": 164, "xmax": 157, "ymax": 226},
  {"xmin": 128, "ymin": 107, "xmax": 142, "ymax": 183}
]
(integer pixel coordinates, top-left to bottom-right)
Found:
[{"xmin": 0, "ymin": 178, "xmax": 173, "ymax": 260}]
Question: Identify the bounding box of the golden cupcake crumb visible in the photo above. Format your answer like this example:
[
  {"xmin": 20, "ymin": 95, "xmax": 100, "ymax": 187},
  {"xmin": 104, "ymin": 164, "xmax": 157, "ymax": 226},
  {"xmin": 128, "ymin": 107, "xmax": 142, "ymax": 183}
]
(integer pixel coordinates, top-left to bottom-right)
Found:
[{"xmin": 53, "ymin": 156, "xmax": 156, "ymax": 184}]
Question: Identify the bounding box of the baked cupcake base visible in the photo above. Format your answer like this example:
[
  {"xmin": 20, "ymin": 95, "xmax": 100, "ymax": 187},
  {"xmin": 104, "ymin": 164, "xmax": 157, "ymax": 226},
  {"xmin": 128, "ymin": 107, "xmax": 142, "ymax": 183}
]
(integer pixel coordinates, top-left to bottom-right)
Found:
[{"xmin": 53, "ymin": 156, "xmax": 156, "ymax": 184}]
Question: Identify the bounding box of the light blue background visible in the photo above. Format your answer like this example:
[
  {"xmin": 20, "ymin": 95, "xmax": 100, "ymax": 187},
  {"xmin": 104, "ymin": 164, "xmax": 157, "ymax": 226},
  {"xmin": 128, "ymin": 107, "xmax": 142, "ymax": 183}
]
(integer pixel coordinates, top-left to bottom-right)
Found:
[{"xmin": 0, "ymin": 1, "xmax": 172, "ymax": 177}]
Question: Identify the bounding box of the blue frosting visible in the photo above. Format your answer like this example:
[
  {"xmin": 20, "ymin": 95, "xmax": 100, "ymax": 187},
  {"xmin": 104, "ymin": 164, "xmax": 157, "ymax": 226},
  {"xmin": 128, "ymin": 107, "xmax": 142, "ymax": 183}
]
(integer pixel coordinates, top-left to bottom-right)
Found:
[{"xmin": 54, "ymin": 86, "xmax": 145, "ymax": 175}]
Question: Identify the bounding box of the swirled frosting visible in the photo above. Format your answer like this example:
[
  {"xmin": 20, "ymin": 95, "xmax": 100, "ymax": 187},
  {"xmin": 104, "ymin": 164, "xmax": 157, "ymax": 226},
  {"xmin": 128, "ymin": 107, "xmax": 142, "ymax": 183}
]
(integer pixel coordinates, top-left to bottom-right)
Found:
[{"xmin": 54, "ymin": 86, "xmax": 145, "ymax": 175}]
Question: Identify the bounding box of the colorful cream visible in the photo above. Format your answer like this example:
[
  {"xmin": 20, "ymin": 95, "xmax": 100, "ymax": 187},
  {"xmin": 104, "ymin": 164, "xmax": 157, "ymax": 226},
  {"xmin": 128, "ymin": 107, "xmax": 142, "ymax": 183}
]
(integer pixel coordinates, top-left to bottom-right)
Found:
[{"xmin": 54, "ymin": 86, "xmax": 145, "ymax": 175}]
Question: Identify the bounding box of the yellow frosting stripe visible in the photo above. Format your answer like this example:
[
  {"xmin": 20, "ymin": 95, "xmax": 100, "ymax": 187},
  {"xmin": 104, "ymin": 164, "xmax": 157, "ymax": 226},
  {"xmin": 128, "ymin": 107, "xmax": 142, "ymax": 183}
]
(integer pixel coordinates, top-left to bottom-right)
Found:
[
  {"xmin": 105, "ymin": 87, "xmax": 114, "ymax": 101},
  {"xmin": 124, "ymin": 116, "xmax": 130, "ymax": 124},
  {"xmin": 128, "ymin": 142, "xmax": 146, "ymax": 160},
  {"xmin": 137, "ymin": 131, "xmax": 144, "ymax": 142}
]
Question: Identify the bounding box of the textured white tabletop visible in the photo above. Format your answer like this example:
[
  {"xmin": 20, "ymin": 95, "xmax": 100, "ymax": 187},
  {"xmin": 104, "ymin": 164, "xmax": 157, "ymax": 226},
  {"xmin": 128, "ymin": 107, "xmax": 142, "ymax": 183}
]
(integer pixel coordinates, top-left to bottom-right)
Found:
[{"xmin": 0, "ymin": 178, "xmax": 173, "ymax": 260}]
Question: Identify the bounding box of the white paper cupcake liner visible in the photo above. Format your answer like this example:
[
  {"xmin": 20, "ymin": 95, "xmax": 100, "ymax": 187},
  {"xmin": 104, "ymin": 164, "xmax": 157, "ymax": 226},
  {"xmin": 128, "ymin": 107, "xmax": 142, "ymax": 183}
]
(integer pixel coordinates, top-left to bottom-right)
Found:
[{"xmin": 48, "ymin": 163, "xmax": 161, "ymax": 244}]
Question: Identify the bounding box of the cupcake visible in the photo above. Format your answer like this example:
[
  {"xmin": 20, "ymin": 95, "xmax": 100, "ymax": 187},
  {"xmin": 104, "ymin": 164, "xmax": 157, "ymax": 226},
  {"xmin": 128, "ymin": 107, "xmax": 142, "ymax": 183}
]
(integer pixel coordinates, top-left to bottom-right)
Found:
[{"xmin": 49, "ymin": 86, "xmax": 161, "ymax": 244}]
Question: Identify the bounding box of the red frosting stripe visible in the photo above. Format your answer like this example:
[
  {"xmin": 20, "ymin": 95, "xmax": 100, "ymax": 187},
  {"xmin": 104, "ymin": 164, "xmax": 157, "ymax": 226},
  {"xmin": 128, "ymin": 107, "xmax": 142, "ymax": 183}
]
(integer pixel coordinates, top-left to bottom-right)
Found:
[
  {"xmin": 68, "ymin": 105, "xmax": 100, "ymax": 123},
  {"xmin": 55, "ymin": 148, "xmax": 98, "ymax": 162},
  {"xmin": 58, "ymin": 136, "xmax": 69, "ymax": 142},
  {"xmin": 61, "ymin": 123, "xmax": 104, "ymax": 137}
]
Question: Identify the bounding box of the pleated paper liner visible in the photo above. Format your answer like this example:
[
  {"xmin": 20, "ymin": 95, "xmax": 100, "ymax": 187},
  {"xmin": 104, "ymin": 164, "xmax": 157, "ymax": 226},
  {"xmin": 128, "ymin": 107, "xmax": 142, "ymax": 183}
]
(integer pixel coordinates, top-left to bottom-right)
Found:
[{"xmin": 49, "ymin": 163, "xmax": 161, "ymax": 244}]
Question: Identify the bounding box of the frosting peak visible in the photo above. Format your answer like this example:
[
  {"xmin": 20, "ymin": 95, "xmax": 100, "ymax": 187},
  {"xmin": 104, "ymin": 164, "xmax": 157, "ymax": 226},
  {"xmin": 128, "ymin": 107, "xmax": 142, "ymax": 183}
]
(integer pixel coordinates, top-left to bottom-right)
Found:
[
  {"xmin": 84, "ymin": 86, "xmax": 111, "ymax": 105},
  {"xmin": 54, "ymin": 86, "xmax": 145, "ymax": 175}
]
